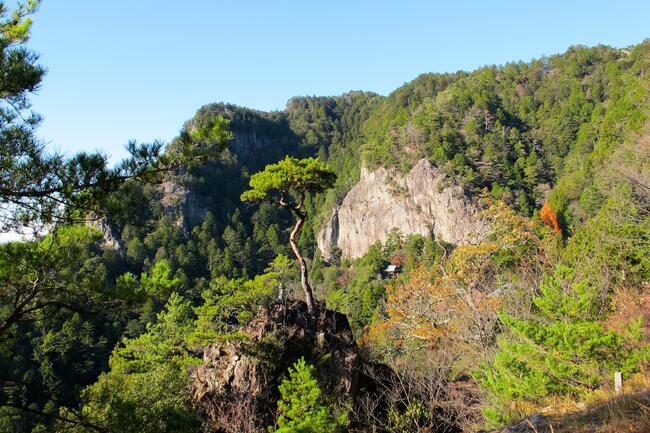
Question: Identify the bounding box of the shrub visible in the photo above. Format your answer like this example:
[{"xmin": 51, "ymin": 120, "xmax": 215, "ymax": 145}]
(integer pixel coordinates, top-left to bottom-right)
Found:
[
  {"xmin": 270, "ymin": 358, "xmax": 346, "ymax": 433},
  {"xmin": 478, "ymin": 265, "xmax": 650, "ymax": 424}
]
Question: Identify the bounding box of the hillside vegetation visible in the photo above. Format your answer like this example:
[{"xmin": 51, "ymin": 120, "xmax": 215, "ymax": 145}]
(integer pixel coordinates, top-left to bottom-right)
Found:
[{"xmin": 0, "ymin": 2, "xmax": 648, "ymax": 431}]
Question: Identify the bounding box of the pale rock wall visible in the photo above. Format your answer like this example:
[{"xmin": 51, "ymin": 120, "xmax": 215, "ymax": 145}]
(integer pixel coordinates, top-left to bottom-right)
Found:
[
  {"xmin": 317, "ymin": 158, "xmax": 483, "ymax": 260},
  {"xmin": 161, "ymin": 180, "xmax": 208, "ymax": 231}
]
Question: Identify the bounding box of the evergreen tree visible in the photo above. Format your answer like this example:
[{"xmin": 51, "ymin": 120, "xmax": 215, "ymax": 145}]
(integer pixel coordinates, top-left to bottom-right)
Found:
[
  {"xmin": 270, "ymin": 358, "xmax": 346, "ymax": 433},
  {"xmin": 241, "ymin": 157, "xmax": 336, "ymax": 313},
  {"xmin": 61, "ymin": 294, "xmax": 201, "ymax": 433},
  {"xmin": 478, "ymin": 265, "xmax": 650, "ymax": 423}
]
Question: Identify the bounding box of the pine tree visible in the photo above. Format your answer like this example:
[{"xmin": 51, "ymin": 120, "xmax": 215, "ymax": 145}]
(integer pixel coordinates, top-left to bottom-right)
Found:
[
  {"xmin": 270, "ymin": 358, "xmax": 346, "ymax": 433},
  {"xmin": 478, "ymin": 265, "xmax": 650, "ymax": 423},
  {"xmin": 241, "ymin": 157, "xmax": 336, "ymax": 313}
]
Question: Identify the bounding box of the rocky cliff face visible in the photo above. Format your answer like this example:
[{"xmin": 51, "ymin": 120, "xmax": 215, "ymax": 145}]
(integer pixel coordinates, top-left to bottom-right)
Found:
[
  {"xmin": 160, "ymin": 180, "xmax": 208, "ymax": 231},
  {"xmin": 191, "ymin": 300, "xmax": 360, "ymax": 433},
  {"xmin": 228, "ymin": 129, "xmax": 274, "ymax": 161},
  {"xmin": 318, "ymin": 158, "xmax": 484, "ymax": 260},
  {"xmin": 93, "ymin": 217, "xmax": 125, "ymax": 254}
]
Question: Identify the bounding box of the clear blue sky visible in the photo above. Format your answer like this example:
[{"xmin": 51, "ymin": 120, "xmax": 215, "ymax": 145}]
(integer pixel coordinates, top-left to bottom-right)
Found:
[{"xmin": 28, "ymin": 0, "xmax": 649, "ymax": 161}]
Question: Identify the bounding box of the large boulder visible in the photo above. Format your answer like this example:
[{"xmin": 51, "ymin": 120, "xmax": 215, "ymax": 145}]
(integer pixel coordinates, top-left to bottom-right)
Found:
[{"xmin": 191, "ymin": 300, "xmax": 360, "ymax": 433}]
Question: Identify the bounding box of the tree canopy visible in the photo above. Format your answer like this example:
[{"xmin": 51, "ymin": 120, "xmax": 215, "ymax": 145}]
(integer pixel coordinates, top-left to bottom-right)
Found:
[
  {"xmin": 270, "ymin": 358, "xmax": 346, "ymax": 433},
  {"xmin": 0, "ymin": 5, "xmax": 648, "ymax": 431},
  {"xmin": 241, "ymin": 156, "xmax": 336, "ymax": 204}
]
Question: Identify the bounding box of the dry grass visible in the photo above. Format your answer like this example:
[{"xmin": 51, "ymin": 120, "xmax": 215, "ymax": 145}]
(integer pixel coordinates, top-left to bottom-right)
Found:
[
  {"xmin": 501, "ymin": 372, "xmax": 650, "ymax": 433},
  {"xmin": 547, "ymin": 390, "xmax": 650, "ymax": 433}
]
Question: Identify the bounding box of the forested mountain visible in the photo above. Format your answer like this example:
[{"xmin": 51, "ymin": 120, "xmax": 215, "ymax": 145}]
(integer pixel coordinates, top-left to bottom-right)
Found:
[
  {"xmin": 1, "ymin": 3, "xmax": 648, "ymax": 431},
  {"xmin": 96, "ymin": 41, "xmax": 648, "ymax": 323}
]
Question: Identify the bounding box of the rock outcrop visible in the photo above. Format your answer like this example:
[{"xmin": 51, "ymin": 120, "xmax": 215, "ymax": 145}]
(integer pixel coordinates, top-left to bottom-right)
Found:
[
  {"xmin": 318, "ymin": 158, "xmax": 484, "ymax": 260},
  {"xmin": 228, "ymin": 129, "xmax": 274, "ymax": 161},
  {"xmin": 93, "ymin": 217, "xmax": 125, "ymax": 254},
  {"xmin": 317, "ymin": 204, "xmax": 340, "ymax": 259},
  {"xmin": 160, "ymin": 180, "xmax": 208, "ymax": 231},
  {"xmin": 190, "ymin": 299, "xmax": 482, "ymax": 433},
  {"xmin": 191, "ymin": 300, "xmax": 360, "ymax": 433}
]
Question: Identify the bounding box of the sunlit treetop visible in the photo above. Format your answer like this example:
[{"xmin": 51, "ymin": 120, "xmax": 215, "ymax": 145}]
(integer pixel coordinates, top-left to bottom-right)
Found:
[{"xmin": 241, "ymin": 156, "xmax": 336, "ymax": 206}]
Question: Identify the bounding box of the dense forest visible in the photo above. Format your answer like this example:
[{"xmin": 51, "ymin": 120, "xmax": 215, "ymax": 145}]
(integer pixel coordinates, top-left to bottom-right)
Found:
[{"xmin": 1, "ymin": 2, "xmax": 649, "ymax": 432}]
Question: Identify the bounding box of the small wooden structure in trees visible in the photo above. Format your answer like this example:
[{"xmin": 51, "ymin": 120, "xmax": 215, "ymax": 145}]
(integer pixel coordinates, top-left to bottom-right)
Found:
[{"xmin": 384, "ymin": 264, "xmax": 401, "ymax": 278}]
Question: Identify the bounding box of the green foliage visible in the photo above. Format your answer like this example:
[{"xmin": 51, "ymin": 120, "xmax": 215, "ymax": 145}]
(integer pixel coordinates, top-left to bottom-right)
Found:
[
  {"xmin": 561, "ymin": 186, "xmax": 650, "ymax": 291},
  {"xmin": 187, "ymin": 115, "xmax": 234, "ymax": 154},
  {"xmin": 360, "ymin": 43, "xmax": 650, "ymax": 219},
  {"xmin": 241, "ymin": 156, "xmax": 336, "ymax": 203},
  {"xmin": 62, "ymin": 293, "xmax": 201, "ymax": 433},
  {"xmin": 0, "ymin": 225, "xmax": 135, "ymax": 431},
  {"xmin": 0, "ymin": 1, "xmax": 39, "ymax": 43},
  {"xmin": 116, "ymin": 259, "xmax": 182, "ymax": 303},
  {"xmin": 242, "ymin": 156, "xmax": 336, "ymax": 310},
  {"xmin": 190, "ymin": 255, "xmax": 292, "ymax": 346},
  {"xmin": 0, "ymin": 6, "xmax": 233, "ymax": 426},
  {"xmin": 110, "ymin": 293, "xmax": 196, "ymax": 374},
  {"xmin": 324, "ymin": 241, "xmax": 387, "ymax": 331},
  {"xmin": 63, "ymin": 363, "xmax": 201, "ymax": 433},
  {"xmin": 139, "ymin": 260, "xmax": 182, "ymax": 296},
  {"xmin": 325, "ymin": 232, "xmax": 446, "ymax": 332},
  {"xmin": 35, "ymin": 313, "xmax": 110, "ymax": 405},
  {"xmin": 478, "ymin": 265, "xmax": 650, "ymax": 424},
  {"xmin": 0, "ymin": 225, "xmax": 110, "ymax": 341},
  {"xmin": 270, "ymin": 358, "xmax": 346, "ymax": 433},
  {"xmin": 0, "ymin": 0, "xmax": 232, "ymax": 230},
  {"xmin": 383, "ymin": 228, "xmax": 403, "ymax": 259},
  {"xmin": 387, "ymin": 398, "xmax": 432, "ymax": 433},
  {"xmin": 2, "ymin": 18, "xmax": 649, "ymax": 431}
]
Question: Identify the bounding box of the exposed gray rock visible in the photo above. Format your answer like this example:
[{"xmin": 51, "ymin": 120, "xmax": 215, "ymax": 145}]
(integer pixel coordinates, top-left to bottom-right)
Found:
[
  {"xmin": 92, "ymin": 217, "xmax": 124, "ymax": 254},
  {"xmin": 191, "ymin": 299, "xmax": 482, "ymax": 433},
  {"xmin": 500, "ymin": 414, "xmax": 551, "ymax": 433},
  {"xmin": 228, "ymin": 129, "xmax": 273, "ymax": 159},
  {"xmin": 316, "ymin": 204, "xmax": 340, "ymax": 261},
  {"xmin": 191, "ymin": 300, "xmax": 360, "ymax": 433},
  {"xmin": 318, "ymin": 158, "xmax": 485, "ymax": 260},
  {"xmin": 160, "ymin": 180, "xmax": 207, "ymax": 230}
]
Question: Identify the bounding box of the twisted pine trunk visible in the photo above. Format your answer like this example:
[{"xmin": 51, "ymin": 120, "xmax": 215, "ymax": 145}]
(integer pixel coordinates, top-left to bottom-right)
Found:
[{"xmin": 288, "ymin": 210, "xmax": 316, "ymax": 314}]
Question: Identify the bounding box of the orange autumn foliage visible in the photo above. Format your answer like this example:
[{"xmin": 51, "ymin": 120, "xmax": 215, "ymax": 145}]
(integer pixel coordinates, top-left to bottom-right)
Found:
[
  {"xmin": 364, "ymin": 197, "xmax": 545, "ymax": 357},
  {"xmin": 540, "ymin": 201, "xmax": 561, "ymax": 233},
  {"xmin": 365, "ymin": 265, "xmax": 501, "ymax": 353},
  {"xmin": 390, "ymin": 254, "xmax": 406, "ymax": 266}
]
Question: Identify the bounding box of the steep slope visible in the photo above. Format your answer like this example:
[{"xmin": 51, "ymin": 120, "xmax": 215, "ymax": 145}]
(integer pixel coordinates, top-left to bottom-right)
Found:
[
  {"xmin": 7, "ymin": 40, "xmax": 649, "ymax": 433},
  {"xmin": 358, "ymin": 42, "xmax": 650, "ymax": 225},
  {"xmin": 318, "ymin": 158, "xmax": 483, "ymax": 259},
  {"xmin": 96, "ymin": 41, "xmax": 650, "ymax": 292}
]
